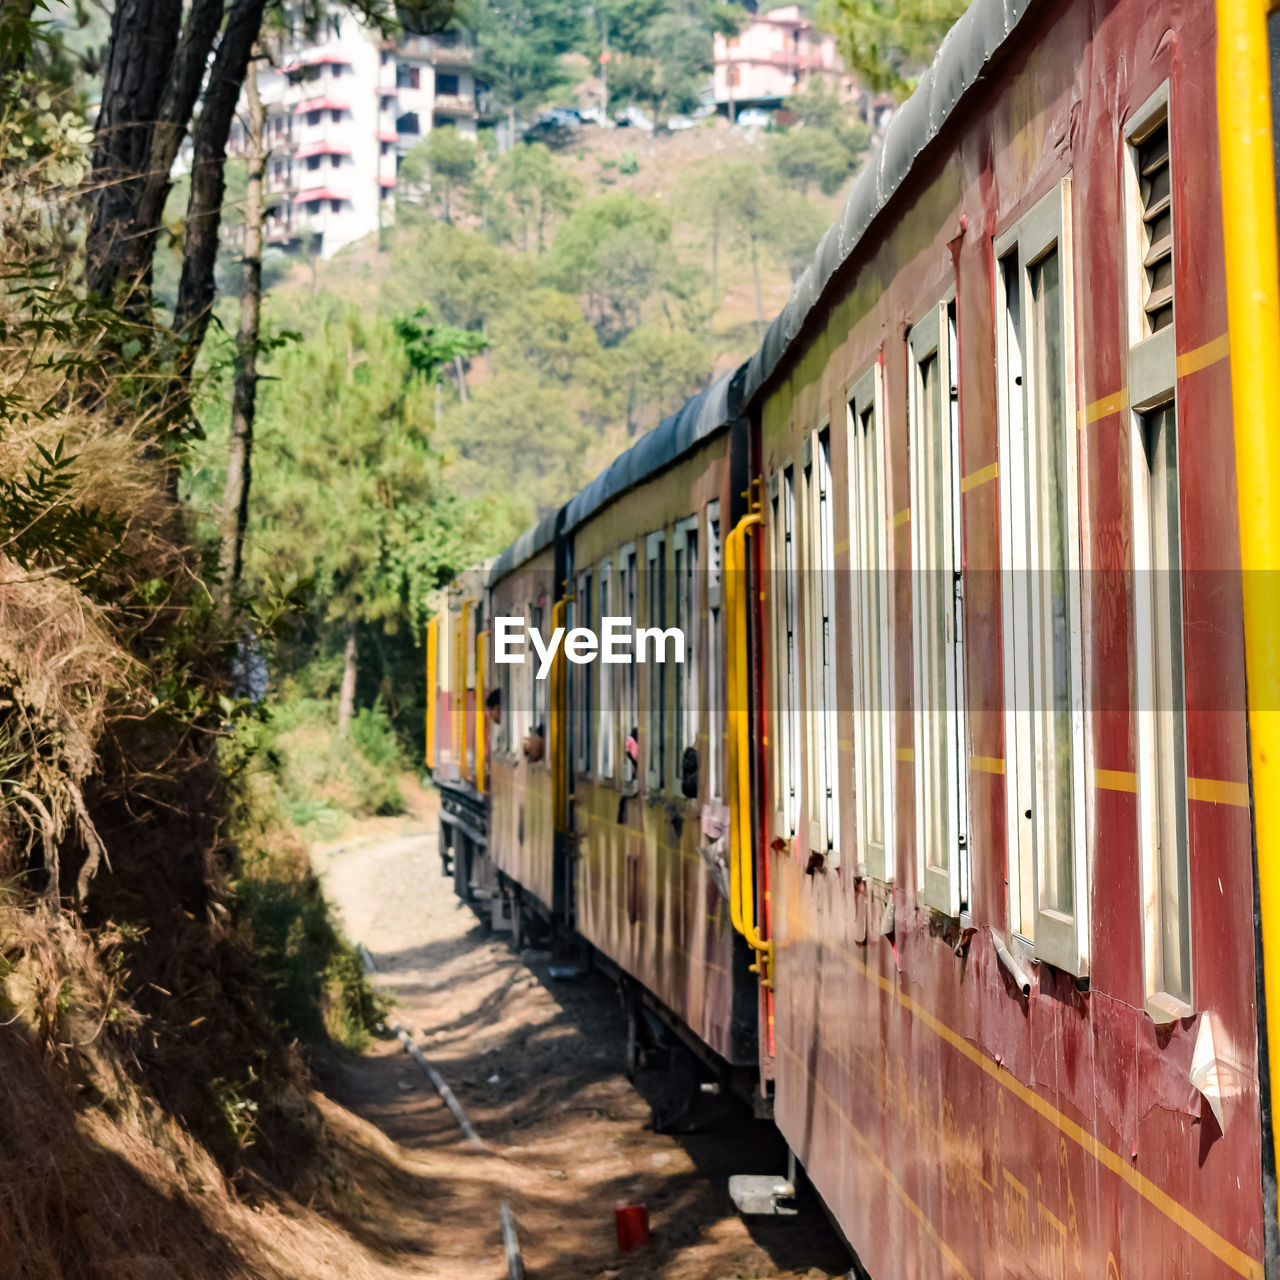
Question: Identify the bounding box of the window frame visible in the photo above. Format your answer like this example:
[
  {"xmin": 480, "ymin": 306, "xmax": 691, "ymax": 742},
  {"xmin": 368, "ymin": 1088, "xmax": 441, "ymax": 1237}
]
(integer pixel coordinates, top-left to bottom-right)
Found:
[
  {"xmin": 803, "ymin": 426, "xmax": 841, "ymax": 863},
  {"xmin": 672, "ymin": 515, "xmax": 700, "ymax": 795},
  {"xmin": 597, "ymin": 558, "xmax": 616, "ymax": 781},
  {"xmin": 769, "ymin": 466, "xmax": 802, "ymax": 840},
  {"xmin": 644, "ymin": 530, "xmax": 667, "ymax": 793},
  {"xmin": 907, "ymin": 296, "xmax": 970, "ymax": 918},
  {"xmin": 994, "ymin": 178, "xmax": 1089, "ymax": 976},
  {"xmin": 848, "ymin": 363, "xmax": 895, "ymax": 883},
  {"xmin": 1124, "ymin": 83, "xmax": 1191, "ymax": 1019},
  {"xmin": 706, "ymin": 501, "xmax": 726, "ymax": 803},
  {"xmin": 618, "ymin": 543, "xmax": 640, "ymax": 786},
  {"xmin": 574, "ymin": 569, "xmax": 593, "ymax": 777}
]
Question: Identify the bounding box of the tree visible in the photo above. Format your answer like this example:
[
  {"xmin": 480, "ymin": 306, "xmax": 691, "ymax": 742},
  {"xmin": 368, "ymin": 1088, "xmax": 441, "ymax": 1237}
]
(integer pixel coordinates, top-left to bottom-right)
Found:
[
  {"xmin": 604, "ymin": 324, "xmax": 713, "ymax": 435},
  {"xmin": 820, "ymin": 0, "xmax": 968, "ymax": 95},
  {"xmin": 487, "ymin": 287, "xmax": 598, "ymax": 382},
  {"xmin": 412, "ymin": 125, "xmax": 478, "ymax": 223},
  {"xmin": 382, "ymin": 221, "xmax": 531, "ymax": 332},
  {"xmin": 768, "ymin": 125, "xmax": 860, "ymax": 195},
  {"xmin": 472, "ymin": 0, "xmax": 579, "ymax": 141},
  {"xmin": 684, "ymin": 160, "xmax": 771, "ymax": 332},
  {"xmin": 608, "ymin": 11, "xmax": 709, "ymax": 124},
  {"xmin": 221, "ymin": 50, "xmax": 266, "ymax": 601},
  {"xmin": 437, "ymin": 368, "xmax": 597, "ymax": 524},
  {"xmin": 492, "ymin": 142, "xmax": 581, "ymax": 252},
  {"xmin": 764, "ymin": 188, "xmax": 830, "ymax": 280},
  {"xmin": 547, "ymin": 193, "xmax": 677, "ymax": 342},
  {"xmin": 242, "ymin": 300, "xmax": 481, "ymax": 729}
]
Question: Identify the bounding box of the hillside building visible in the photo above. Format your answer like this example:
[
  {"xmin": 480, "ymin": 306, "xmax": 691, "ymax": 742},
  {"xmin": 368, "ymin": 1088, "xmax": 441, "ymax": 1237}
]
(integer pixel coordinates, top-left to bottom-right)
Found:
[
  {"xmin": 712, "ymin": 6, "xmax": 856, "ymax": 114},
  {"xmin": 233, "ymin": 14, "xmax": 493, "ymax": 259}
]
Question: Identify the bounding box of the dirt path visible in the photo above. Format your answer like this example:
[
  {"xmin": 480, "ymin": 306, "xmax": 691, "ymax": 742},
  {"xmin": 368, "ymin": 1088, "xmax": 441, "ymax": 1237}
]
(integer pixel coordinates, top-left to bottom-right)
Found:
[{"xmin": 314, "ymin": 815, "xmax": 850, "ymax": 1280}]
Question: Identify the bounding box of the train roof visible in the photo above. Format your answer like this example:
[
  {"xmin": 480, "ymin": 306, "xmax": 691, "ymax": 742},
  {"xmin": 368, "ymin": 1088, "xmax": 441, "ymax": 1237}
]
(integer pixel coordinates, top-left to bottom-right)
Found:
[
  {"xmin": 488, "ymin": 506, "xmax": 560, "ymax": 585},
  {"xmin": 744, "ymin": 0, "xmax": 1033, "ymax": 402},
  {"xmin": 487, "ymin": 0, "xmax": 1034, "ymax": 589},
  {"xmin": 561, "ymin": 365, "xmax": 745, "ymax": 534}
]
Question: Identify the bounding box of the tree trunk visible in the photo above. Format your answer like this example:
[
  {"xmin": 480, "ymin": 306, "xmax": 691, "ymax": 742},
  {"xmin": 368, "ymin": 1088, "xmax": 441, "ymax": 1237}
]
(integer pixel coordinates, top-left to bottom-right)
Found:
[
  {"xmin": 338, "ymin": 620, "xmax": 358, "ymax": 731},
  {"xmin": 453, "ymin": 353, "xmax": 469, "ymax": 403},
  {"xmin": 750, "ymin": 233, "xmax": 764, "ymax": 336},
  {"xmin": 171, "ymin": 0, "xmax": 267, "ymax": 358},
  {"xmin": 220, "ymin": 53, "xmax": 264, "ymax": 601},
  {"xmin": 85, "ymin": 0, "xmax": 183, "ymax": 304},
  {"xmin": 124, "ymin": 0, "xmax": 227, "ymax": 301}
]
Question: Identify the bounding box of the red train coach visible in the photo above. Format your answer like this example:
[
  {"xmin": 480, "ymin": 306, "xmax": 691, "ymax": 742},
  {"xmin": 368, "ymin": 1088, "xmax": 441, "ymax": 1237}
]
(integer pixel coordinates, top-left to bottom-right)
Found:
[
  {"xmin": 744, "ymin": 0, "xmax": 1264, "ymax": 1273},
  {"xmin": 428, "ymin": 0, "xmax": 1280, "ymax": 1272}
]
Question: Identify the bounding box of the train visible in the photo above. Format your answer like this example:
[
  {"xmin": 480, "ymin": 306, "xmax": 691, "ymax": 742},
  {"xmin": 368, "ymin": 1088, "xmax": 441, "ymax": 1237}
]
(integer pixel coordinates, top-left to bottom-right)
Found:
[{"xmin": 424, "ymin": 0, "xmax": 1280, "ymax": 1273}]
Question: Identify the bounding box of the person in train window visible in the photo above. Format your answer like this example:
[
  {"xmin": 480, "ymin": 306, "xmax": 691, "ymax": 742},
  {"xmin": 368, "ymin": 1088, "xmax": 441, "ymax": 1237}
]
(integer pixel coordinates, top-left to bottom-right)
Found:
[
  {"xmin": 485, "ymin": 686, "xmax": 501, "ymax": 726},
  {"xmin": 523, "ymin": 721, "xmax": 545, "ymax": 762},
  {"xmin": 625, "ymin": 726, "xmax": 639, "ymax": 780}
]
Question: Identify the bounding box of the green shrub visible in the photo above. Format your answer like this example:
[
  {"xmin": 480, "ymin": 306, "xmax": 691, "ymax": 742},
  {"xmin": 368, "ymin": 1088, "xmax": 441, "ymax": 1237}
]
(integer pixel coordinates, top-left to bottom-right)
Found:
[{"xmin": 618, "ymin": 150, "xmax": 639, "ymax": 175}]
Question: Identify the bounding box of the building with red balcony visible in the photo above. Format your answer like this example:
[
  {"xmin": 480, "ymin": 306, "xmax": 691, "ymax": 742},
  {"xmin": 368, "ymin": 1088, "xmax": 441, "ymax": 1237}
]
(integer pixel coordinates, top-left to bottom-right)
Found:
[
  {"xmin": 712, "ymin": 5, "xmax": 857, "ymax": 116},
  {"xmin": 237, "ymin": 9, "xmax": 494, "ymax": 259}
]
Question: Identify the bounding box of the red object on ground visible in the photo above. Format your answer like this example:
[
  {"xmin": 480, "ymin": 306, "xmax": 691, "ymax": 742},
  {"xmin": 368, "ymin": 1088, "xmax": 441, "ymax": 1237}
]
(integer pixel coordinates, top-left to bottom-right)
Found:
[{"xmin": 614, "ymin": 1203, "xmax": 649, "ymax": 1251}]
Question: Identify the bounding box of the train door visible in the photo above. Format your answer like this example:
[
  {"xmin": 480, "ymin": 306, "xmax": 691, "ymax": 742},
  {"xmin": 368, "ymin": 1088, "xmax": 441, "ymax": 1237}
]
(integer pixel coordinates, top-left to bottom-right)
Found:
[{"xmin": 907, "ymin": 300, "xmax": 970, "ymax": 916}]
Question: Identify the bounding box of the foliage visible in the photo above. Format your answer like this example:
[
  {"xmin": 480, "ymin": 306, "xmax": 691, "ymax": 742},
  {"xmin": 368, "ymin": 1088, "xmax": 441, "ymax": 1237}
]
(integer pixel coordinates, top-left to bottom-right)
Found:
[
  {"xmin": 381, "ymin": 218, "xmax": 532, "ymax": 329},
  {"xmin": 395, "ymin": 305, "xmax": 489, "ymax": 383},
  {"xmin": 820, "ymin": 0, "xmax": 968, "ymax": 95},
  {"xmin": 491, "ymin": 140, "xmax": 582, "ymax": 251},
  {"xmin": 471, "ymin": 0, "xmax": 580, "ymax": 123},
  {"xmin": 223, "ymin": 709, "xmax": 391, "ymax": 1047},
  {"xmin": 228, "ymin": 298, "xmax": 480, "ymax": 647},
  {"xmin": 768, "ymin": 124, "xmax": 861, "ymax": 195},
  {"xmin": 608, "ymin": 12, "xmax": 710, "ymax": 123},
  {"xmin": 602, "ymin": 324, "xmax": 713, "ymax": 435},
  {"xmin": 402, "ymin": 125, "xmax": 479, "ymax": 222},
  {"xmin": 593, "ymin": 0, "xmax": 746, "ymax": 111},
  {"xmin": 487, "ymin": 286, "xmax": 598, "ymax": 381},
  {"xmin": 437, "ymin": 366, "xmax": 597, "ymax": 526},
  {"xmin": 547, "ymin": 192, "xmax": 677, "ymax": 342}
]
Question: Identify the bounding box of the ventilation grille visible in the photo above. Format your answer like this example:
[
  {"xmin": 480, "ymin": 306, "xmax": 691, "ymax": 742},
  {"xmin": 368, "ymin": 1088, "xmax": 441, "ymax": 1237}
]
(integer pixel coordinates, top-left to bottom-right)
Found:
[{"xmin": 1138, "ymin": 120, "xmax": 1173, "ymax": 334}]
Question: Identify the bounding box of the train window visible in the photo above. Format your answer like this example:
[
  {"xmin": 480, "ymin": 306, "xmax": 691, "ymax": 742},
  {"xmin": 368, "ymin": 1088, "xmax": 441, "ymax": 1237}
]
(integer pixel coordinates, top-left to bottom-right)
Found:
[
  {"xmin": 673, "ymin": 517, "xmax": 700, "ymax": 794},
  {"xmin": 644, "ymin": 531, "xmax": 667, "ymax": 791},
  {"xmin": 619, "ymin": 545, "xmax": 639, "ymax": 784},
  {"xmin": 995, "ymin": 180, "xmax": 1088, "ymax": 975},
  {"xmin": 1125, "ymin": 85, "xmax": 1189, "ymax": 1018},
  {"xmin": 849, "ymin": 364, "xmax": 894, "ymax": 882},
  {"xmin": 770, "ymin": 467, "xmax": 802, "ymax": 838},
  {"xmin": 531, "ymin": 598, "xmax": 547, "ymax": 759},
  {"xmin": 804, "ymin": 429, "xmax": 840, "ymax": 862},
  {"xmin": 706, "ymin": 502, "xmax": 724, "ymax": 802},
  {"xmin": 1125, "ymin": 86, "xmax": 1173, "ymax": 341},
  {"xmin": 907, "ymin": 298, "xmax": 969, "ymax": 917},
  {"xmin": 575, "ymin": 570, "xmax": 593, "ymax": 776},
  {"xmin": 597, "ymin": 559, "xmax": 615, "ymax": 780},
  {"xmin": 1131, "ymin": 402, "xmax": 1191, "ymax": 1019}
]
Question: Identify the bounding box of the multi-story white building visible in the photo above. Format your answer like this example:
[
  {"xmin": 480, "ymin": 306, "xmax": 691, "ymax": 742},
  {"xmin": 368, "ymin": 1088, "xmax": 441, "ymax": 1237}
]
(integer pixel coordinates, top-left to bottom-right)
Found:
[{"xmin": 240, "ymin": 14, "xmax": 493, "ymax": 259}]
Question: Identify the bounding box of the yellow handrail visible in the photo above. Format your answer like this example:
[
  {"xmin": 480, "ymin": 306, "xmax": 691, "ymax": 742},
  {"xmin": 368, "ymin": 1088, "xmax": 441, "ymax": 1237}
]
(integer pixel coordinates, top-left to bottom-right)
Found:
[
  {"xmin": 425, "ymin": 616, "xmax": 438, "ymax": 768},
  {"xmin": 1217, "ymin": 0, "xmax": 1280, "ymax": 1178},
  {"xmin": 726, "ymin": 506, "xmax": 771, "ymax": 984},
  {"xmin": 726, "ymin": 517, "xmax": 744, "ymax": 937},
  {"xmin": 476, "ymin": 629, "xmax": 489, "ymax": 795},
  {"xmin": 454, "ymin": 598, "xmax": 477, "ymax": 779}
]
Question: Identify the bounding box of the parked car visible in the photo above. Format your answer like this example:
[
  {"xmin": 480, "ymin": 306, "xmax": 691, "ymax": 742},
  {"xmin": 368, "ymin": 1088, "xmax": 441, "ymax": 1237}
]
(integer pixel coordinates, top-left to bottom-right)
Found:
[
  {"xmin": 665, "ymin": 114, "xmax": 696, "ymax": 131},
  {"xmin": 734, "ymin": 107, "xmax": 771, "ymax": 128},
  {"xmin": 614, "ymin": 104, "xmax": 654, "ymax": 131}
]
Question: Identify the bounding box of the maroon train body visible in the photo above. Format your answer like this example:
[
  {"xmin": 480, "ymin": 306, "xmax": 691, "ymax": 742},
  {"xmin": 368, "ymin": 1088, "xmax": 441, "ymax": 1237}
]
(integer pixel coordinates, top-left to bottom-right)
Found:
[{"xmin": 429, "ymin": 0, "xmax": 1273, "ymax": 1273}]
